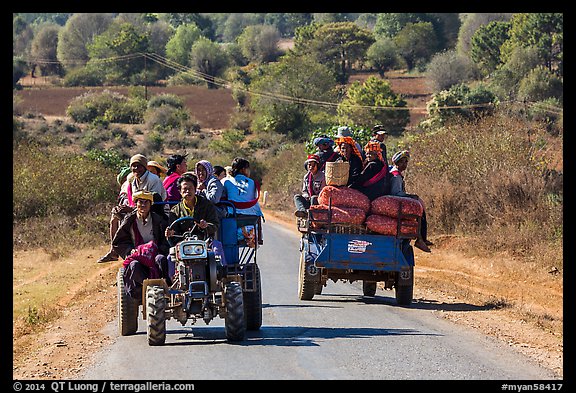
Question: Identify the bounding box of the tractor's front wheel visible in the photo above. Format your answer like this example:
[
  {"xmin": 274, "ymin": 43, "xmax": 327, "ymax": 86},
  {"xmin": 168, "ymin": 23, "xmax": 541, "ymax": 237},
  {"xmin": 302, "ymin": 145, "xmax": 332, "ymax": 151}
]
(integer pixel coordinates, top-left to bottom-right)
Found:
[
  {"xmin": 298, "ymin": 251, "xmax": 318, "ymax": 300},
  {"xmin": 146, "ymin": 285, "xmax": 166, "ymax": 346}
]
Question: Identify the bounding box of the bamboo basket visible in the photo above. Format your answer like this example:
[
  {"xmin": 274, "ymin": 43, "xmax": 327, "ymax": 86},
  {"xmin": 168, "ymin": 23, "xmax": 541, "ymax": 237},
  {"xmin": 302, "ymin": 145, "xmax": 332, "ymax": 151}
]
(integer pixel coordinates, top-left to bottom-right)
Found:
[{"xmin": 325, "ymin": 161, "xmax": 349, "ymax": 186}]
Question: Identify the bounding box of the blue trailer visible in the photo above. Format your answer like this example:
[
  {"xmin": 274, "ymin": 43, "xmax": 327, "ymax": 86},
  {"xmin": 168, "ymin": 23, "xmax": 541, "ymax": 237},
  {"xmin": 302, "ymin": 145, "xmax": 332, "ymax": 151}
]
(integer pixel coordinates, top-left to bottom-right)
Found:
[{"xmin": 297, "ymin": 203, "xmax": 418, "ymax": 306}]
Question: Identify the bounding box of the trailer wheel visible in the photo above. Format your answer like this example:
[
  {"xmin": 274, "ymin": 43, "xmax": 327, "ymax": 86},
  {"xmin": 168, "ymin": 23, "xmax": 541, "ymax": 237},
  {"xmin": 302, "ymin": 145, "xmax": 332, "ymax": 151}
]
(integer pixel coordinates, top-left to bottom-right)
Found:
[
  {"xmin": 225, "ymin": 281, "xmax": 246, "ymax": 341},
  {"xmin": 146, "ymin": 285, "xmax": 166, "ymax": 346},
  {"xmin": 395, "ymin": 267, "xmax": 414, "ymax": 306},
  {"xmin": 298, "ymin": 251, "xmax": 317, "ymax": 300},
  {"xmin": 362, "ymin": 281, "xmax": 377, "ymax": 297},
  {"xmin": 117, "ymin": 267, "xmax": 138, "ymax": 336}
]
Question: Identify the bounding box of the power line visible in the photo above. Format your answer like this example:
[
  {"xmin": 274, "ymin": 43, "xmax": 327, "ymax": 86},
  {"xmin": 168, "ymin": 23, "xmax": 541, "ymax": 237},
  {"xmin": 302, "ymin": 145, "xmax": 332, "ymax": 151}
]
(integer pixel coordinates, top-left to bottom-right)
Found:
[{"xmin": 19, "ymin": 52, "xmax": 564, "ymax": 115}]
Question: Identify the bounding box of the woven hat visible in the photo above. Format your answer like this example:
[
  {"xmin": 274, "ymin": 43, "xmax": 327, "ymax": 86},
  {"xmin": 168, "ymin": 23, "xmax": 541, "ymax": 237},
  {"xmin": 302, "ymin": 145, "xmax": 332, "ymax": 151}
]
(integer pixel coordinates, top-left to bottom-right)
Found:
[
  {"xmin": 336, "ymin": 126, "xmax": 352, "ymax": 138},
  {"xmin": 147, "ymin": 161, "xmax": 167, "ymax": 175}
]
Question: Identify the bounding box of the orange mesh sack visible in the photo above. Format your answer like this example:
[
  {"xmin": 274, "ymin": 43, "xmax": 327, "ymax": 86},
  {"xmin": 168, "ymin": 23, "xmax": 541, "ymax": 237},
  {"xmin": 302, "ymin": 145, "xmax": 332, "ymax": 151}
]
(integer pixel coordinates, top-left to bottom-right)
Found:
[
  {"xmin": 318, "ymin": 185, "xmax": 371, "ymax": 213},
  {"xmin": 370, "ymin": 195, "xmax": 423, "ymax": 218},
  {"xmin": 309, "ymin": 204, "xmax": 366, "ymax": 227},
  {"xmin": 365, "ymin": 214, "xmax": 418, "ymax": 237}
]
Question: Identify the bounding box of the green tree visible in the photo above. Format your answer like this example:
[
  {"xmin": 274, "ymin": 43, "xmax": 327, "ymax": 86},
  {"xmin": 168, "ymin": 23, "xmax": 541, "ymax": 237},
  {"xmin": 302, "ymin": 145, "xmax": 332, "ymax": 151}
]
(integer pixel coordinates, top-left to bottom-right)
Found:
[
  {"xmin": 310, "ymin": 22, "xmax": 375, "ymax": 84},
  {"xmin": 337, "ymin": 76, "xmax": 410, "ymax": 133},
  {"xmin": 56, "ymin": 13, "xmax": 113, "ymax": 71},
  {"xmin": 250, "ymin": 54, "xmax": 338, "ymax": 139},
  {"xmin": 394, "ymin": 22, "xmax": 439, "ymax": 71},
  {"xmin": 189, "ymin": 37, "xmax": 230, "ymax": 89},
  {"xmin": 500, "ymin": 13, "xmax": 562, "ymax": 75},
  {"xmin": 31, "ymin": 24, "xmax": 63, "ymax": 76},
  {"xmin": 165, "ymin": 23, "xmax": 202, "ymax": 66},
  {"xmin": 426, "ymin": 49, "xmax": 477, "ymax": 93},
  {"xmin": 87, "ymin": 21, "xmax": 150, "ymax": 84},
  {"xmin": 237, "ymin": 24, "xmax": 281, "ymax": 63},
  {"xmin": 470, "ymin": 20, "xmax": 510, "ymax": 76},
  {"xmin": 366, "ymin": 37, "xmax": 400, "ymax": 77}
]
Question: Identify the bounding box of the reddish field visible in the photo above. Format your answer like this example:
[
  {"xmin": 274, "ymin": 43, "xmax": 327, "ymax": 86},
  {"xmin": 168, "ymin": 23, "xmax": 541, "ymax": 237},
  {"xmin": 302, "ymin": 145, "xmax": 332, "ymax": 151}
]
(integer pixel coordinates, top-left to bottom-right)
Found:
[
  {"xmin": 14, "ymin": 83, "xmax": 236, "ymax": 131},
  {"xmin": 15, "ymin": 72, "xmax": 432, "ymax": 130}
]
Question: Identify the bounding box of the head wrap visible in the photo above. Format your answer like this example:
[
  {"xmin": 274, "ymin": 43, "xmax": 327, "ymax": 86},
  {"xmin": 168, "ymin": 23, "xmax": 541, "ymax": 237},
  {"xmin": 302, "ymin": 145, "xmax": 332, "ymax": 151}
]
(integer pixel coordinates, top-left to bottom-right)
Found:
[
  {"xmin": 364, "ymin": 141, "xmax": 383, "ymax": 161},
  {"xmin": 129, "ymin": 154, "xmax": 148, "ymax": 168},
  {"xmin": 195, "ymin": 160, "xmax": 214, "ymax": 185},
  {"xmin": 117, "ymin": 166, "xmax": 131, "ymax": 185},
  {"xmin": 313, "ymin": 136, "xmax": 334, "ymax": 147},
  {"xmin": 132, "ymin": 190, "xmax": 154, "ymax": 203},
  {"xmin": 335, "ymin": 136, "xmax": 363, "ymax": 162},
  {"xmin": 305, "ymin": 154, "xmax": 320, "ymax": 164},
  {"xmin": 392, "ymin": 150, "xmax": 410, "ymax": 164}
]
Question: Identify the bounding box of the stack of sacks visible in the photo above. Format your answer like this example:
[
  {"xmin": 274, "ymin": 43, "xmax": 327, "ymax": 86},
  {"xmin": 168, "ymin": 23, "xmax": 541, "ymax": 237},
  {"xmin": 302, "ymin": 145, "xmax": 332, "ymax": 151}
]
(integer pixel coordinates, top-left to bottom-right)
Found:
[
  {"xmin": 365, "ymin": 195, "xmax": 423, "ymax": 237},
  {"xmin": 310, "ymin": 186, "xmax": 370, "ymax": 227}
]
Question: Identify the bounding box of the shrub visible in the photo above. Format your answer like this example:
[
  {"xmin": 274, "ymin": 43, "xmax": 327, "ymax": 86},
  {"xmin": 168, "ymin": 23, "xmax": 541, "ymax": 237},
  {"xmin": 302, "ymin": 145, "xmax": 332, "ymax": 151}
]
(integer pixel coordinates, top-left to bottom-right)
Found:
[
  {"xmin": 517, "ymin": 66, "xmax": 563, "ymax": 103},
  {"xmin": 144, "ymin": 105, "xmax": 190, "ymax": 132},
  {"xmin": 62, "ymin": 66, "xmax": 104, "ymax": 87},
  {"xmin": 13, "ymin": 142, "xmax": 117, "ymax": 220},
  {"xmin": 147, "ymin": 93, "xmax": 184, "ymax": 109},
  {"xmin": 66, "ymin": 90, "xmax": 146, "ymax": 124}
]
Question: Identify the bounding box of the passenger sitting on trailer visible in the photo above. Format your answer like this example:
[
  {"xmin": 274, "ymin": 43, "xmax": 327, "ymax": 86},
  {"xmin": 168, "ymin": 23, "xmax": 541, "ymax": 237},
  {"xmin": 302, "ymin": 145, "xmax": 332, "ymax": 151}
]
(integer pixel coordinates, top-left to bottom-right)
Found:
[
  {"xmin": 165, "ymin": 172, "xmax": 225, "ymax": 273},
  {"xmin": 349, "ymin": 141, "xmax": 389, "ymax": 201},
  {"xmin": 294, "ymin": 154, "xmax": 326, "ymax": 218}
]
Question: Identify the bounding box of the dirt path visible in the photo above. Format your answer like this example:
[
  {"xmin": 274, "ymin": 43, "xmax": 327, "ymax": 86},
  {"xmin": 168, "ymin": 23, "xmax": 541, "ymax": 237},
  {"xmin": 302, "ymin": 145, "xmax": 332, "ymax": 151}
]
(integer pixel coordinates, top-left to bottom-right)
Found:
[{"xmin": 12, "ymin": 211, "xmax": 563, "ymax": 380}]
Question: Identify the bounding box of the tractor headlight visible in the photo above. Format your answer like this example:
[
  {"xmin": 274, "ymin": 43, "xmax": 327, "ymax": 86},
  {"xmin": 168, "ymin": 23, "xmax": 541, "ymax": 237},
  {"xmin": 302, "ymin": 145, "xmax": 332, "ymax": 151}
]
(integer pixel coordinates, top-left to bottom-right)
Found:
[
  {"xmin": 183, "ymin": 244, "xmax": 205, "ymax": 256},
  {"xmin": 177, "ymin": 240, "xmax": 208, "ymax": 259}
]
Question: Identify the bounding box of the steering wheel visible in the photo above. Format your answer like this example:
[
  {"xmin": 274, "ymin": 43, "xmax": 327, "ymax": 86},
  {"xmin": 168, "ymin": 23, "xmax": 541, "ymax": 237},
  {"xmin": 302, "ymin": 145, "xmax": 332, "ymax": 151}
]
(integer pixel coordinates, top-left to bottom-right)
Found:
[{"xmin": 167, "ymin": 216, "xmax": 214, "ymax": 247}]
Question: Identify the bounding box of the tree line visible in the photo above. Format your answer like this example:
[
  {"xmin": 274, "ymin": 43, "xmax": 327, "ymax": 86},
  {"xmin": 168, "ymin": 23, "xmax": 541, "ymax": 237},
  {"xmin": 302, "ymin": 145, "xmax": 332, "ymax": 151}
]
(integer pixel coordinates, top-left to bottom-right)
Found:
[{"xmin": 13, "ymin": 13, "xmax": 563, "ymax": 139}]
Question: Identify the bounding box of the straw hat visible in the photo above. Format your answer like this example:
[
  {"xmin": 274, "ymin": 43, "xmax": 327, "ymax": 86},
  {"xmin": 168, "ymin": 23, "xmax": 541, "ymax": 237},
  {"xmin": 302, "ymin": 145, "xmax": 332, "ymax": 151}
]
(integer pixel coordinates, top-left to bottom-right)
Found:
[{"xmin": 147, "ymin": 161, "xmax": 167, "ymax": 176}]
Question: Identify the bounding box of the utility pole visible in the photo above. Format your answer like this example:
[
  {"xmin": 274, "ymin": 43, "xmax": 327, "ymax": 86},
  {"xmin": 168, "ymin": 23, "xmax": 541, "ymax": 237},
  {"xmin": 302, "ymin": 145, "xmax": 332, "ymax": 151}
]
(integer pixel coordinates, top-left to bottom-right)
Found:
[{"xmin": 144, "ymin": 54, "xmax": 148, "ymax": 100}]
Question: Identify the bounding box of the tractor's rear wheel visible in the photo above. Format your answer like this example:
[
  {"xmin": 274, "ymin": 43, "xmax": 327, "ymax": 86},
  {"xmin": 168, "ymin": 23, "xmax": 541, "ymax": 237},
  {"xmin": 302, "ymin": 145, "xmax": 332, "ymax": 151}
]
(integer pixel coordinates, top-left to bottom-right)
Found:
[
  {"xmin": 224, "ymin": 281, "xmax": 246, "ymax": 341},
  {"xmin": 117, "ymin": 267, "xmax": 138, "ymax": 336},
  {"xmin": 243, "ymin": 265, "xmax": 262, "ymax": 331},
  {"xmin": 395, "ymin": 267, "xmax": 414, "ymax": 307}
]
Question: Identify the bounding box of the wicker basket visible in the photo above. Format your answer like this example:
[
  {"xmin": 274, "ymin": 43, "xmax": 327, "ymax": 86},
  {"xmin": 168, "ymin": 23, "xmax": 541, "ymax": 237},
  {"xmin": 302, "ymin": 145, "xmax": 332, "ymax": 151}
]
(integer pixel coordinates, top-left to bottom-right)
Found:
[{"xmin": 325, "ymin": 161, "xmax": 349, "ymax": 186}]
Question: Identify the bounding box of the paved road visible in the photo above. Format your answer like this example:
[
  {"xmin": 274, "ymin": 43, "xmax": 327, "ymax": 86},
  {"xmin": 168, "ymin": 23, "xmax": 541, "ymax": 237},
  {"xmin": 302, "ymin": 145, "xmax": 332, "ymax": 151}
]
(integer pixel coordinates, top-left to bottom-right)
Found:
[{"xmin": 80, "ymin": 220, "xmax": 557, "ymax": 380}]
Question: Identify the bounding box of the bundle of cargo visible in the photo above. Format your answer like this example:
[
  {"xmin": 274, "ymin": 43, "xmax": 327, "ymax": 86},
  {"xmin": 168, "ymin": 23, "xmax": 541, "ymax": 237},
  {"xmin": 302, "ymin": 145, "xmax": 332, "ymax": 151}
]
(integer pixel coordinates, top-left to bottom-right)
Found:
[
  {"xmin": 370, "ymin": 195, "xmax": 423, "ymax": 218},
  {"xmin": 318, "ymin": 185, "xmax": 371, "ymax": 213},
  {"xmin": 365, "ymin": 195, "xmax": 422, "ymax": 238},
  {"xmin": 309, "ymin": 204, "xmax": 366, "ymax": 228},
  {"xmin": 365, "ymin": 214, "xmax": 418, "ymax": 237},
  {"xmin": 311, "ymin": 185, "xmax": 371, "ymax": 229}
]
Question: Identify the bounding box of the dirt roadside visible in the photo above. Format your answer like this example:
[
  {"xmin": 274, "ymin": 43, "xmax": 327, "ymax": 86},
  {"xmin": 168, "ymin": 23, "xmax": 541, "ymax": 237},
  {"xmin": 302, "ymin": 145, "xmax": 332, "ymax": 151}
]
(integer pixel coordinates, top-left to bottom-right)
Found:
[{"xmin": 12, "ymin": 210, "xmax": 563, "ymax": 380}]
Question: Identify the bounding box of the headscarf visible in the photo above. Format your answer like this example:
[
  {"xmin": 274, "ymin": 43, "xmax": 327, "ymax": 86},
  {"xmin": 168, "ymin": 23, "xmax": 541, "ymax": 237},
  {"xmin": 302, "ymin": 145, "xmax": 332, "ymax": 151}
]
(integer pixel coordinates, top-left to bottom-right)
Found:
[
  {"xmin": 364, "ymin": 141, "xmax": 383, "ymax": 162},
  {"xmin": 391, "ymin": 150, "xmax": 410, "ymax": 164},
  {"xmin": 132, "ymin": 190, "xmax": 154, "ymax": 203},
  {"xmin": 195, "ymin": 160, "xmax": 214, "ymax": 186},
  {"xmin": 117, "ymin": 166, "xmax": 131, "ymax": 186},
  {"xmin": 313, "ymin": 136, "xmax": 334, "ymax": 147},
  {"xmin": 335, "ymin": 136, "xmax": 363, "ymax": 162}
]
